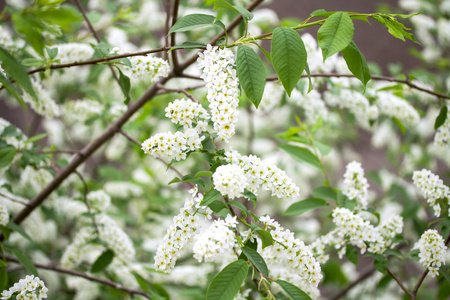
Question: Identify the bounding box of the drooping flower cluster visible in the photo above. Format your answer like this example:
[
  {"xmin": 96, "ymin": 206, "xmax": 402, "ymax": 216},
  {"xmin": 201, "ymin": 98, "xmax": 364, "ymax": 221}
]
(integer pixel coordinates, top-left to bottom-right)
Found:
[
  {"xmin": 0, "ymin": 25, "xmax": 14, "ymax": 51},
  {"xmin": 0, "ymin": 202, "xmax": 9, "ymax": 226},
  {"xmin": 154, "ymin": 188, "xmax": 211, "ymax": 272},
  {"xmin": 54, "ymin": 43, "xmax": 94, "ymax": 64},
  {"xmin": 128, "ymin": 56, "xmax": 170, "ymax": 81},
  {"xmin": 141, "ymin": 128, "xmax": 205, "ymax": 162},
  {"xmin": 375, "ymin": 92, "xmax": 420, "ymax": 127},
  {"xmin": 212, "ymin": 164, "xmax": 248, "ymax": 199},
  {"xmin": 414, "ymin": 229, "xmax": 447, "ymax": 277},
  {"xmin": 21, "ymin": 166, "xmax": 54, "ymax": 192},
  {"xmin": 288, "ymin": 88, "xmax": 329, "ymax": 124},
  {"xmin": 164, "ymin": 98, "xmax": 209, "ymax": 129},
  {"xmin": 87, "ymin": 190, "xmax": 111, "ymax": 212},
  {"xmin": 61, "ymin": 227, "xmax": 97, "ymax": 269},
  {"xmin": 198, "ymin": 44, "xmax": 240, "ymax": 142},
  {"xmin": 224, "ymin": 149, "xmax": 300, "ymax": 199},
  {"xmin": 342, "ymin": 161, "xmax": 369, "ymax": 210},
  {"xmin": 64, "ymin": 100, "xmax": 104, "ymax": 122},
  {"xmin": 259, "ymin": 215, "xmax": 322, "ymax": 298},
  {"xmin": 193, "ymin": 214, "xmax": 238, "ymax": 263},
  {"xmin": 0, "ymin": 275, "xmax": 48, "ymax": 300},
  {"xmin": 367, "ymin": 214, "xmax": 404, "ymax": 254},
  {"xmin": 23, "ymin": 79, "xmax": 60, "ymax": 118},
  {"xmin": 434, "ymin": 103, "xmax": 450, "ymax": 148},
  {"xmin": 412, "ymin": 169, "xmax": 450, "ymax": 217}
]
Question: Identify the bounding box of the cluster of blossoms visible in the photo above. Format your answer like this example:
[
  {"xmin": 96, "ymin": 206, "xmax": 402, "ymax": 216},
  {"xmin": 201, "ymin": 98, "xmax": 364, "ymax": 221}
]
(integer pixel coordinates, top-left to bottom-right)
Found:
[
  {"xmin": 54, "ymin": 43, "xmax": 94, "ymax": 64},
  {"xmin": 414, "ymin": 229, "xmax": 447, "ymax": 277},
  {"xmin": 0, "ymin": 275, "xmax": 48, "ymax": 300},
  {"xmin": 224, "ymin": 149, "xmax": 300, "ymax": 199},
  {"xmin": 164, "ymin": 98, "xmax": 209, "ymax": 129},
  {"xmin": 0, "ymin": 25, "xmax": 14, "ymax": 51},
  {"xmin": 434, "ymin": 103, "xmax": 450, "ymax": 148},
  {"xmin": 23, "ymin": 79, "xmax": 60, "ymax": 118},
  {"xmin": 375, "ymin": 92, "xmax": 420, "ymax": 128},
  {"xmin": 87, "ymin": 190, "xmax": 111, "ymax": 212},
  {"xmin": 368, "ymin": 214, "xmax": 404, "ymax": 254},
  {"xmin": 61, "ymin": 227, "xmax": 97, "ymax": 269},
  {"xmin": 260, "ymin": 215, "xmax": 322, "ymax": 298},
  {"xmin": 193, "ymin": 214, "xmax": 238, "ymax": 263},
  {"xmin": 141, "ymin": 128, "xmax": 205, "ymax": 162},
  {"xmin": 21, "ymin": 166, "xmax": 53, "ymax": 192},
  {"xmin": 412, "ymin": 169, "xmax": 450, "ymax": 217},
  {"xmin": 342, "ymin": 161, "xmax": 369, "ymax": 210},
  {"xmin": 154, "ymin": 187, "xmax": 211, "ymax": 272},
  {"xmin": 0, "ymin": 201, "xmax": 8, "ymax": 226},
  {"xmin": 212, "ymin": 164, "xmax": 248, "ymax": 199},
  {"xmin": 197, "ymin": 44, "xmax": 240, "ymax": 142},
  {"xmin": 64, "ymin": 100, "xmax": 104, "ymax": 122},
  {"xmin": 288, "ymin": 88, "xmax": 329, "ymax": 124},
  {"xmin": 128, "ymin": 56, "xmax": 170, "ymax": 81}
]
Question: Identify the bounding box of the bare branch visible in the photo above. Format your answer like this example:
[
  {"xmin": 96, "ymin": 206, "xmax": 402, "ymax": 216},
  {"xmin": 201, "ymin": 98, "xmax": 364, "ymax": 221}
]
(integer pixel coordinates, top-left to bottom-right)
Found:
[
  {"xmin": 156, "ymin": 83, "xmax": 200, "ymax": 102},
  {"xmin": 163, "ymin": 0, "xmax": 172, "ymax": 61},
  {"xmin": 387, "ymin": 267, "xmax": 413, "ymax": 298},
  {"xmin": 0, "ymin": 192, "xmax": 29, "ymax": 206},
  {"xmin": 170, "ymin": 0, "xmax": 181, "ymax": 73}
]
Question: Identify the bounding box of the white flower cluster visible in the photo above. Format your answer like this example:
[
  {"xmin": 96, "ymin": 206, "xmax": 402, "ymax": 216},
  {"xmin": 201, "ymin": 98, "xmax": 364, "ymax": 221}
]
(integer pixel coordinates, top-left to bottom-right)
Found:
[
  {"xmin": 288, "ymin": 88, "xmax": 329, "ymax": 124},
  {"xmin": 260, "ymin": 215, "xmax": 322, "ymax": 298},
  {"xmin": 95, "ymin": 214, "xmax": 136, "ymax": 262},
  {"xmin": 259, "ymin": 81, "xmax": 284, "ymax": 110},
  {"xmin": 0, "ymin": 25, "xmax": 14, "ymax": 51},
  {"xmin": 198, "ymin": 44, "xmax": 240, "ymax": 142},
  {"xmin": 234, "ymin": 288, "xmax": 252, "ymax": 300},
  {"xmin": 193, "ymin": 214, "xmax": 238, "ymax": 263},
  {"xmin": 141, "ymin": 128, "xmax": 205, "ymax": 162},
  {"xmin": 212, "ymin": 164, "xmax": 248, "ymax": 199},
  {"xmin": 164, "ymin": 98, "xmax": 209, "ymax": 129},
  {"xmin": 412, "ymin": 169, "xmax": 450, "ymax": 217},
  {"xmin": 368, "ymin": 215, "xmax": 404, "ymax": 254},
  {"xmin": 23, "ymin": 79, "xmax": 60, "ymax": 118},
  {"xmin": 0, "ymin": 202, "xmax": 9, "ymax": 226},
  {"xmin": 64, "ymin": 100, "xmax": 104, "ymax": 122},
  {"xmin": 414, "ymin": 229, "xmax": 447, "ymax": 277},
  {"xmin": 154, "ymin": 188, "xmax": 211, "ymax": 272},
  {"xmin": 0, "ymin": 65, "xmax": 6, "ymax": 89},
  {"xmin": 128, "ymin": 56, "xmax": 170, "ymax": 81},
  {"xmin": 225, "ymin": 149, "xmax": 300, "ymax": 199},
  {"xmin": 61, "ymin": 227, "xmax": 97, "ymax": 269},
  {"xmin": 0, "ymin": 275, "xmax": 48, "ymax": 300},
  {"xmin": 375, "ymin": 92, "xmax": 420, "ymax": 127},
  {"xmin": 343, "ymin": 161, "xmax": 369, "ymax": 210},
  {"xmin": 434, "ymin": 104, "xmax": 450, "ymax": 148},
  {"xmin": 54, "ymin": 43, "xmax": 94, "ymax": 64},
  {"xmin": 66, "ymin": 277, "xmax": 99, "ymax": 300},
  {"xmin": 21, "ymin": 166, "xmax": 53, "ymax": 193},
  {"xmin": 87, "ymin": 190, "xmax": 111, "ymax": 212}
]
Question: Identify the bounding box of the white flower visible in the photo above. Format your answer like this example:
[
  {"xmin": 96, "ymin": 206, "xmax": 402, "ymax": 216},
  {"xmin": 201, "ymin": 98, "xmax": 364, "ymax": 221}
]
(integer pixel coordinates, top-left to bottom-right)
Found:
[
  {"xmin": 54, "ymin": 43, "xmax": 94, "ymax": 64},
  {"xmin": 0, "ymin": 275, "xmax": 47, "ymax": 300},
  {"xmin": 0, "ymin": 202, "xmax": 9, "ymax": 226},
  {"xmin": 23, "ymin": 79, "xmax": 60, "ymax": 118},
  {"xmin": 376, "ymin": 92, "xmax": 420, "ymax": 128},
  {"xmin": 414, "ymin": 229, "xmax": 447, "ymax": 277},
  {"xmin": 128, "ymin": 56, "xmax": 170, "ymax": 82},
  {"xmin": 434, "ymin": 102, "xmax": 450, "ymax": 149},
  {"xmin": 212, "ymin": 164, "xmax": 248, "ymax": 199},
  {"xmin": 87, "ymin": 190, "xmax": 111, "ymax": 212},
  {"xmin": 64, "ymin": 100, "xmax": 104, "ymax": 122},
  {"xmin": 164, "ymin": 98, "xmax": 209, "ymax": 129},
  {"xmin": 342, "ymin": 161, "xmax": 369, "ymax": 210},
  {"xmin": 412, "ymin": 169, "xmax": 450, "ymax": 217}
]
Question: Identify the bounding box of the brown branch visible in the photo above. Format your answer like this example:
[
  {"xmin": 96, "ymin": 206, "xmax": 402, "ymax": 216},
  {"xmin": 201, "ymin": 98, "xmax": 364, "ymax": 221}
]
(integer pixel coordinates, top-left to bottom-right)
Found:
[
  {"xmin": 73, "ymin": 170, "xmax": 100, "ymax": 234},
  {"xmin": 39, "ymin": 149, "xmax": 80, "ymax": 155},
  {"xmin": 387, "ymin": 267, "xmax": 414, "ymax": 298},
  {"xmin": 170, "ymin": 0, "xmax": 181, "ymax": 73},
  {"xmin": 331, "ymin": 267, "xmax": 376, "ymax": 300},
  {"xmin": 156, "ymin": 83, "xmax": 199, "ymax": 102},
  {"xmin": 118, "ymin": 129, "xmax": 141, "ymax": 146},
  {"xmin": 0, "ymin": 192, "xmax": 28, "ymax": 206},
  {"xmin": 163, "ymin": 0, "xmax": 172, "ymax": 61},
  {"xmin": 4, "ymin": 256, "xmax": 149, "ymax": 298}
]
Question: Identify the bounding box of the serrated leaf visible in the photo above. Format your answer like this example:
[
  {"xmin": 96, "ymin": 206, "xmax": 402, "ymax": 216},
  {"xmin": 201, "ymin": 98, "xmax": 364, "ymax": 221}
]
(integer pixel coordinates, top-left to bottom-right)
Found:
[
  {"xmin": 236, "ymin": 45, "xmax": 266, "ymax": 108},
  {"xmin": 256, "ymin": 229, "xmax": 274, "ymax": 249},
  {"xmin": 434, "ymin": 106, "xmax": 447, "ymax": 130},
  {"xmin": 228, "ymin": 201, "xmax": 248, "ymax": 218},
  {"xmin": 271, "ymin": 27, "xmax": 307, "ymax": 96},
  {"xmin": 317, "ymin": 12, "xmax": 354, "ymax": 61},
  {"xmin": 168, "ymin": 177, "xmax": 181, "ymax": 184},
  {"xmin": 241, "ymin": 247, "xmax": 268, "ymax": 277},
  {"xmin": 336, "ymin": 192, "xmax": 356, "ymax": 211},
  {"xmin": 345, "ymin": 244, "xmax": 359, "ymax": 265},
  {"xmin": 342, "ymin": 41, "xmax": 371, "ymax": 86},
  {"xmin": 372, "ymin": 15, "xmax": 419, "ymax": 44},
  {"xmin": 279, "ymin": 144, "xmax": 322, "ymax": 170},
  {"xmin": 277, "ymin": 280, "xmax": 312, "ymax": 300},
  {"xmin": 283, "ymin": 198, "xmax": 328, "ymax": 216},
  {"xmin": 46, "ymin": 47, "xmax": 58, "ymax": 60},
  {"xmin": 168, "ymin": 14, "xmax": 216, "ymax": 34},
  {"xmin": 169, "ymin": 41, "xmax": 207, "ymax": 52},
  {"xmin": 310, "ymin": 9, "xmax": 328, "ymax": 17},
  {"xmin": 117, "ymin": 68, "xmax": 131, "ymax": 104},
  {"xmin": 374, "ymin": 254, "xmax": 387, "ymax": 275},
  {"xmin": 36, "ymin": 5, "xmax": 83, "ymax": 27},
  {"xmin": 201, "ymin": 189, "xmax": 222, "ymax": 206},
  {"xmin": 311, "ymin": 186, "xmax": 337, "ymax": 201},
  {"xmin": 11, "ymin": 249, "xmax": 38, "ymax": 277},
  {"xmin": 0, "ymin": 47, "xmax": 38, "ymax": 100},
  {"xmin": 0, "ymin": 72, "xmax": 27, "ymax": 111},
  {"xmin": 0, "ymin": 145, "xmax": 16, "ymax": 168},
  {"xmin": 21, "ymin": 58, "xmax": 45, "ymax": 67},
  {"xmin": 91, "ymin": 249, "xmax": 114, "ymax": 273},
  {"xmin": 195, "ymin": 171, "xmax": 212, "ymax": 178},
  {"xmin": 206, "ymin": 260, "xmax": 248, "ymax": 300},
  {"xmin": 6, "ymin": 223, "xmax": 32, "ymax": 243},
  {"xmin": 214, "ymin": 0, "xmax": 253, "ymax": 21},
  {"xmin": 242, "ymin": 189, "xmax": 257, "ymax": 208}
]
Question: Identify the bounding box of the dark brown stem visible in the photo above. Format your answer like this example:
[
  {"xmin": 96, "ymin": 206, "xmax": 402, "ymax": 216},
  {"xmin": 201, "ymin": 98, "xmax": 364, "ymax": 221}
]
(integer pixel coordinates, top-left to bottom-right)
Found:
[
  {"xmin": 39, "ymin": 149, "xmax": 80, "ymax": 155},
  {"xmin": 170, "ymin": 0, "xmax": 181, "ymax": 73},
  {"xmin": 0, "ymin": 192, "xmax": 28, "ymax": 206},
  {"xmin": 118, "ymin": 129, "xmax": 141, "ymax": 146},
  {"xmin": 156, "ymin": 83, "xmax": 199, "ymax": 103},
  {"xmin": 163, "ymin": 0, "xmax": 172, "ymax": 61},
  {"xmin": 387, "ymin": 267, "xmax": 414, "ymax": 298},
  {"xmin": 4, "ymin": 256, "xmax": 149, "ymax": 298}
]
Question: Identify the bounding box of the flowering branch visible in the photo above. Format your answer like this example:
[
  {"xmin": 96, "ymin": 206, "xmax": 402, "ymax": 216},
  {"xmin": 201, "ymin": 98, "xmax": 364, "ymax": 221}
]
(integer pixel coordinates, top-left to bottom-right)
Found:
[
  {"xmin": 4, "ymin": 256, "xmax": 150, "ymax": 298},
  {"xmin": 156, "ymin": 83, "xmax": 200, "ymax": 103}
]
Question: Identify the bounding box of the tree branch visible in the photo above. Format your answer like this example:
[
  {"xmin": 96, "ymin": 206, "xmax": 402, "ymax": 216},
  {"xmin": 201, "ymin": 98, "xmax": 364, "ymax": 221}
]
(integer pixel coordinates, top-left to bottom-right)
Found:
[
  {"xmin": 4, "ymin": 256, "xmax": 149, "ymax": 298},
  {"xmin": 163, "ymin": 0, "xmax": 172, "ymax": 61},
  {"xmin": 170, "ymin": 0, "xmax": 181, "ymax": 73},
  {"xmin": 156, "ymin": 83, "xmax": 199, "ymax": 103},
  {"xmin": 331, "ymin": 267, "xmax": 376, "ymax": 300},
  {"xmin": 387, "ymin": 267, "xmax": 414, "ymax": 298},
  {"xmin": 0, "ymin": 192, "xmax": 28, "ymax": 206}
]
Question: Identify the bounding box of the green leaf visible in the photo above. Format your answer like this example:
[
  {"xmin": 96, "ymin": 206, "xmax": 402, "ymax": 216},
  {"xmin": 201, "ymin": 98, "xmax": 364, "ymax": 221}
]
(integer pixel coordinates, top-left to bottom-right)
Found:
[
  {"xmin": 206, "ymin": 260, "xmax": 248, "ymax": 300},
  {"xmin": 392, "ymin": 233, "xmax": 408, "ymax": 245},
  {"xmin": 372, "ymin": 15, "xmax": 419, "ymax": 44},
  {"xmin": 342, "ymin": 41, "xmax": 371, "ymax": 86},
  {"xmin": 393, "ymin": 117, "xmax": 406, "ymax": 133},
  {"xmin": 373, "ymin": 254, "xmax": 387, "ymax": 275},
  {"xmin": 345, "ymin": 244, "xmax": 359, "ymax": 265},
  {"xmin": 195, "ymin": 171, "xmax": 213, "ymax": 178},
  {"xmin": 283, "ymin": 198, "xmax": 328, "ymax": 216},
  {"xmin": 6, "ymin": 223, "xmax": 33, "ymax": 243},
  {"xmin": 236, "ymin": 45, "xmax": 266, "ymax": 108},
  {"xmin": 0, "ymin": 267, "xmax": 7, "ymax": 292},
  {"xmin": 168, "ymin": 14, "xmax": 216, "ymax": 34},
  {"xmin": 311, "ymin": 9, "xmax": 328, "ymax": 17},
  {"xmin": 132, "ymin": 272, "xmax": 168, "ymax": 300},
  {"xmin": 227, "ymin": 201, "xmax": 248, "ymax": 217},
  {"xmin": 46, "ymin": 47, "xmax": 58, "ymax": 60},
  {"xmin": 0, "ymin": 47, "xmax": 38, "ymax": 100},
  {"xmin": 242, "ymin": 189, "xmax": 257, "ymax": 208},
  {"xmin": 11, "ymin": 249, "xmax": 38, "ymax": 277},
  {"xmin": 91, "ymin": 249, "xmax": 114, "ymax": 273},
  {"xmin": 279, "ymin": 144, "xmax": 322, "ymax": 170},
  {"xmin": 434, "ymin": 106, "xmax": 448, "ymax": 130},
  {"xmin": 25, "ymin": 133, "xmax": 48, "ymax": 144},
  {"xmin": 256, "ymin": 229, "xmax": 274, "ymax": 249},
  {"xmin": 214, "ymin": 0, "xmax": 253, "ymax": 21},
  {"xmin": 0, "ymin": 145, "xmax": 17, "ymax": 168},
  {"xmin": 241, "ymin": 247, "xmax": 268, "ymax": 277},
  {"xmin": 36, "ymin": 5, "xmax": 83, "ymax": 27},
  {"xmin": 12, "ymin": 14, "xmax": 45, "ymax": 56},
  {"xmin": 277, "ymin": 280, "xmax": 312, "ymax": 300},
  {"xmin": 168, "ymin": 177, "xmax": 181, "ymax": 184},
  {"xmin": 311, "ymin": 186, "xmax": 337, "ymax": 201},
  {"xmin": 201, "ymin": 189, "xmax": 222, "ymax": 206},
  {"xmin": 317, "ymin": 11, "xmax": 354, "ymax": 61},
  {"xmin": 404, "ymin": 249, "xmax": 420, "ymax": 261},
  {"xmin": 21, "ymin": 58, "xmax": 45, "ymax": 67},
  {"xmin": 0, "ymin": 72, "xmax": 27, "ymax": 111},
  {"xmin": 169, "ymin": 41, "xmax": 207, "ymax": 52},
  {"xmin": 336, "ymin": 192, "xmax": 356, "ymax": 211},
  {"xmin": 304, "ymin": 63, "xmax": 313, "ymax": 93},
  {"xmin": 117, "ymin": 68, "xmax": 131, "ymax": 104},
  {"xmin": 271, "ymin": 27, "xmax": 307, "ymax": 96},
  {"xmin": 439, "ymin": 269, "xmax": 450, "ymax": 284}
]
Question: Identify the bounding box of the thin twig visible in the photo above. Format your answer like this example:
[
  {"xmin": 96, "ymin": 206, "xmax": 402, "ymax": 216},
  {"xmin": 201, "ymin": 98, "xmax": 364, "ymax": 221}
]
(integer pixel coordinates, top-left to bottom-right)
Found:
[
  {"xmin": 331, "ymin": 267, "xmax": 376, "ymax": 300},
  {"xmin": 4, "ymin": 256, "xmax": 150, "ymax": 298},
  {"xmin": 118, "ymin": 129, "xmax": 141, "ymax": 146},
  {"xmin": 387, "ymin": 267, "xmax": 413, "ymax": 298},
  {"xmin": 39, "ymin": 149, "xmax": 80, "ymax": 155},
  {"xmin": 156, "ymin": 83, "xmax": 199, "ymax": 102},
  {"xmin": 73, "ymin": 170, "xmax": 100, "ymax": 234},
  {"xmin": 170, "ymin": 0, "xmax": 181, "ymax": 73},
  {"xmin": 163, "ymin": 0, "xmax": 172, "ymax": 61},
  {"xmin": 0, "ymin": 192, "xmax": 28, "ymax": 206}
]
